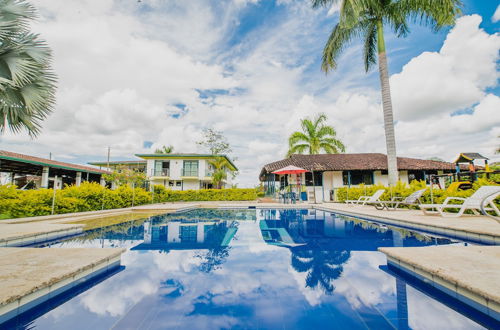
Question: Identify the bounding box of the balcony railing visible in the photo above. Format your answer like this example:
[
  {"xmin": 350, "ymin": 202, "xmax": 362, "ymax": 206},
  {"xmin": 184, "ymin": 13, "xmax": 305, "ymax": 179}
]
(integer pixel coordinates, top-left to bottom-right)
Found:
[
  {"xmin": 182, "ymin": 169, "xmax": 199, "ymax": 177},
  {"xmin": 152, "ymin": 169, "xmax": 170, "ymax": 177}
]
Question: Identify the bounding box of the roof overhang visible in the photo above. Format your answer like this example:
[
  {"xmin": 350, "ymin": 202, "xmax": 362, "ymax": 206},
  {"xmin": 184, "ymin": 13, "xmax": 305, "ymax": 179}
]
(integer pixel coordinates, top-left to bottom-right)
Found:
[{"xmin": 135, "ymin": 154, "xmax": 238, "ymax": 171}]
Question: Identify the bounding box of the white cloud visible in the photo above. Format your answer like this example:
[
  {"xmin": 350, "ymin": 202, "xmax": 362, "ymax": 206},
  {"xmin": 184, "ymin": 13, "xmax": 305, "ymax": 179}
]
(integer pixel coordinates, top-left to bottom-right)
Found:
[
  {"xmin": 493, "ymin": 5, "xmax": 500, "ymax": 23},
  {"xmin": 1, "ymin": 0, "xmax": 499, "ymax": 188},
  {"xmin": 391, "ymin": 15, "xmax": 500, "ymax": 121}
]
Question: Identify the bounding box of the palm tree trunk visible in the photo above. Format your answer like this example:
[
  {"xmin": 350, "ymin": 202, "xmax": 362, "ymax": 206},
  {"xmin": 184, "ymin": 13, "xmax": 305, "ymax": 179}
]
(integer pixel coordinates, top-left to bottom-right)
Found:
[{"xmin": 377, "ymin": 19, "xmax": 398, "ymax": 186}]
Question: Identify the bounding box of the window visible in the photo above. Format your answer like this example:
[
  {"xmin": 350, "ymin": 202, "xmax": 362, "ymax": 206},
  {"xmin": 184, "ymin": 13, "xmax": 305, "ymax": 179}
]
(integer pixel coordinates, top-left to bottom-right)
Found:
[
  {"xmin": 154, "ymin": 160, "xmax": 169, "ymax": 176},
  {"xmin": 408, "ymin": 170, "xmax": 425, "ymax": 182},
  {"xmin": 168, "ymin": 181, "xmax": 174, "ymax": 186},
  {"xmin": 342, "ymin": 171, "xmax": 374, "ymax": 185},
  {"xmin": 305, "ymin": 172, "xmax": 323, "ymax": 186},
  {"xmin": 183, "ymin": 160, "xmax": 199, "ymax": 176},
  {"xmin": 176, "ymin": 181, "xmax": 182, "ymax": 187}
]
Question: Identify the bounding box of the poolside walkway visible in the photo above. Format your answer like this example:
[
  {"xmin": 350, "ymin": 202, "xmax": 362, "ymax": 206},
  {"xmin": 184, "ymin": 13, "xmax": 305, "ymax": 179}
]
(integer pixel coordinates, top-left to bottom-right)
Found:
[
  {"xmin": 379, "ymin": 245, "xmax": 500, "ymax": 320},
  {"xmin": 0, "ymin": 247, "xmax": 125, "ymax": 323}
]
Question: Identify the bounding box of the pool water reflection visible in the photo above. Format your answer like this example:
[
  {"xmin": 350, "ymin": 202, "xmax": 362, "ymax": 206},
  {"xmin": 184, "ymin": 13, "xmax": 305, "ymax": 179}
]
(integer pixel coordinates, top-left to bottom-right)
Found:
[{"xmin": 12, "ymin": 209, "xmax": 487, "ymax": 329}]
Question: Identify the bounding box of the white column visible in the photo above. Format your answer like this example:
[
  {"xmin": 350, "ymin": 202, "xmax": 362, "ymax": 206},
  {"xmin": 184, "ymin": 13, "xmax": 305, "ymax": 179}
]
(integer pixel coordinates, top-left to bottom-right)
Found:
[
  {"xmin": 100, "ymin": 177, "xmax": 106, "ymax": 187},
  {"xmin": 111, "ymin": 181, "xmax": 117, "ymax": 190},
  {"xmin": 75, "ymin": 172, "xmax": 82, "ymax": 186},
  {"xmin": 41, "ymin": 166, "xmax": 49, "ymax": 188}
]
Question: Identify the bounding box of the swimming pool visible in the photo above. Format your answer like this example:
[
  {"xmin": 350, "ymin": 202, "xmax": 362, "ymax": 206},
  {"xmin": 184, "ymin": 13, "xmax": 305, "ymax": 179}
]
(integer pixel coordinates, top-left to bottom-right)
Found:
[{"xmin": 5, "ymin": 209, "xmax": 491, "ymax": 329}]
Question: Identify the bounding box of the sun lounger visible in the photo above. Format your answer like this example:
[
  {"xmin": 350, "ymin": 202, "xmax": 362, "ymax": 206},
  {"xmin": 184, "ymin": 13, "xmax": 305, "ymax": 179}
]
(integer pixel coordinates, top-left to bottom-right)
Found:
[
  {"xmin": 346, "ymin": 189, "xmax": 385, "ymax": 205},
  {"xmin": 367, "ymin": 189, "xmax": 427, "ymax": 210},
  {"xmin": 419, "ymin": 185, "xmax": 500, "ymax": 217}
]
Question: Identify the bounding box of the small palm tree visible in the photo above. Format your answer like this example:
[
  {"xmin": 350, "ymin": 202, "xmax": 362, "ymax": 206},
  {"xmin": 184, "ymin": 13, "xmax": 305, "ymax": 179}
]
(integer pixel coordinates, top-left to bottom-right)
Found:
[
  {"xmin": 287, "ymin": 113, "xmax": 345, "ymax": 157},
  {"xmin": 154, "ymin": 145, "xmax": 174, "ymax": 154},
  {"xmin": 312, "ymin": 0, "xmax": 461, "ymax": 185},
  {"xmin": 0, "ymin": 0, "xmax": 57, "ymax": 136},
  {"xmin": 208, "ymin": 157, "xmax": 230, "ymax": 189}
]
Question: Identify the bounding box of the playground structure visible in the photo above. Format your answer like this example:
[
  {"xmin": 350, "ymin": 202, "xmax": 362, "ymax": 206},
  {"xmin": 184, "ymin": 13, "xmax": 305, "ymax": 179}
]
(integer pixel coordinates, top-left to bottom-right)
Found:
[{"xmin": 427, "ymin": 153, "xmax": 498, "ymax": 192}]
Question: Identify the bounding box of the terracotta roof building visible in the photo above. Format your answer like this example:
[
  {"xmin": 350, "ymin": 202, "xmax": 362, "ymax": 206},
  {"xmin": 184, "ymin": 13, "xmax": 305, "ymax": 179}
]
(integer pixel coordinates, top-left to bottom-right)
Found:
[{"xmin": 260, "ymin": 153, "xmax": 457, "ymax": 202}]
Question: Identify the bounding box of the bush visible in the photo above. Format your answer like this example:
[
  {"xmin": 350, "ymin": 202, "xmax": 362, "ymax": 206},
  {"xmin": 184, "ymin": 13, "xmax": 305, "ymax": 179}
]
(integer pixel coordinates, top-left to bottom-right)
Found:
[{"xmin": 0, "ymin": 183, "xmax": 257, "ymax": 219}]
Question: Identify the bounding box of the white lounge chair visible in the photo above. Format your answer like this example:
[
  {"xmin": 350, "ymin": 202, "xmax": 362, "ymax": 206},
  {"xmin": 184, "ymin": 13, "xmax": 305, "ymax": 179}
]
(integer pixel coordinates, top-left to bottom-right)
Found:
[
  {"xmin": 346, "ymin": 189, "xmax": 385, "ymax": 205},
  {"xmin": 420, "ymin": 185, "xmax": 500, "ymax": 217},
  {"xmin": 367, "ymin": 188, "xmax": 427, "ymax": 210}
]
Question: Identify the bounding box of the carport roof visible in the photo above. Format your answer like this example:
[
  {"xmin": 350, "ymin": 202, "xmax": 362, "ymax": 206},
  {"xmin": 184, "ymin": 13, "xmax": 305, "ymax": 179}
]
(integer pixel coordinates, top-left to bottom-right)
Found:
[{"xmin": 0, "ymin": 150, "xmax": 108, "ymax": 175}]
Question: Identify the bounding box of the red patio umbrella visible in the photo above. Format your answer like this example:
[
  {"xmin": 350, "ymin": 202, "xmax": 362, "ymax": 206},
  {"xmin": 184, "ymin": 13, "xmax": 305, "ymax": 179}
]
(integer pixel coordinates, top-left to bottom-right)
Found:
[
  {"xmin": 272, "ymin": 165, "xmax": 309, "ymax": 175},
  {"xmin": 272, "ymin": 166, "xmax": 309, "ymax": 202}
]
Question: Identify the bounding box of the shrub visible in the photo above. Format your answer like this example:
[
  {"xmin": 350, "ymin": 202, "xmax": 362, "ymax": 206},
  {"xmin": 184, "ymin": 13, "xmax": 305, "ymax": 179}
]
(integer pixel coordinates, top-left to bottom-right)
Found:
[{"xmin": 0, "ymin": 183, "xmax": 257, "ymax": 219}]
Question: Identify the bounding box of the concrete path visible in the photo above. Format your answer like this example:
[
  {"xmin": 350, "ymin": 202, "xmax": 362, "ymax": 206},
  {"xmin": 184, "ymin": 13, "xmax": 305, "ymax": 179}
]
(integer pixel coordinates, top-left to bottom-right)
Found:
[
  {"xmin": 379, "ymin": 245, "xmax": 500, "ymax": 319},
  {"xmin": 0, "ymin": 247, "xmax": 125, "ymax": 323}
]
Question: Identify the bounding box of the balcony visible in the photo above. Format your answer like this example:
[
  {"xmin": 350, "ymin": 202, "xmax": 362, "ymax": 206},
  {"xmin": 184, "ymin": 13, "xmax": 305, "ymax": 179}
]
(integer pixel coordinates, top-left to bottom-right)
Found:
[
  {"xmin": 152, "ymin": 169, "xmax": 170, "ymax": 177},
  {"xmin": 181, "ymin": 169, "xmax": 199, "ymax": 177}
]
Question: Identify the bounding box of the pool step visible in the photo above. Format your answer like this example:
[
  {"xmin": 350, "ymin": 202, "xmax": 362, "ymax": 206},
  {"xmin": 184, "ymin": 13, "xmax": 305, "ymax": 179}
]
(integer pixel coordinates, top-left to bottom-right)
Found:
[{"xmin": 0, "ymin": 247, "xmax": 125, "ymax": 325}]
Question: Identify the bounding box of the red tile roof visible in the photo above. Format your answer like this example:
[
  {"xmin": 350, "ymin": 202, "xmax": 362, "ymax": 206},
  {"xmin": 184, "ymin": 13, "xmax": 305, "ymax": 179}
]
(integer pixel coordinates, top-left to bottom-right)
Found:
[
  {"xmin": 260, "ymin": 153, "xmax": 457, "ymax": 178},
  {"xmin": 0, "ymin": 150, "xmax": 108, "ymax": 174}
]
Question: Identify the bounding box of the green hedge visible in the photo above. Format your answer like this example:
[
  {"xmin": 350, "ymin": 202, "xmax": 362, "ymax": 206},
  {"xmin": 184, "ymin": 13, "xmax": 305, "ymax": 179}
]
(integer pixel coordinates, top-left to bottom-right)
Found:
[
  {"xmin": 335, "ymin": 178, "xmax": 499, "ymax": 208},
  {"xmin": 0, "ymin": 182, "xmax": 257, "ymax": 219}
]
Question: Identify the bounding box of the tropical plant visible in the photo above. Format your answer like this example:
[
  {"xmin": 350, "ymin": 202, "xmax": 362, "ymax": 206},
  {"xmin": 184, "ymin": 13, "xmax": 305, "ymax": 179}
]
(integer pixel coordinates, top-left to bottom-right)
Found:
[
  {"xmin": 287, "ymin": 113, "xmax": 345, "ymax": 156},
  {"xmin": 207, "ymin": 156, "xmax": 232, "ymax": 189},
  {"xmin": 0, "ymin": 0, "xmax": 57, "ymax": 136},
  {"xmin": 154, "ymin": 145, "xmax": 174, "ymax": 154},
  {"xmin": 312, "ymin": 0, "xmax": 461, "ymax": 185}
]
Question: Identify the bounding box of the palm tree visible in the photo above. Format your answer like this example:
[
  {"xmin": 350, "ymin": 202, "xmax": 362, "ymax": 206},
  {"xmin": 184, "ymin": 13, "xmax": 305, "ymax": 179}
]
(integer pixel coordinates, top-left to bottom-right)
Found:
[
  {"xmin": 154, "ymin": 145, "xmax": 174, "ymax": 154},
  {"xmin": 207, "ymin": 156, "xmax": 231, "ymax": 189},
  {"xmin": 312, "ymin": 0, "xmax": 461, "ymax": 185},
  {"xmin": 0, "ymin": 0, "xmax": 57, "ymax": 136},
  {"xmin": 287, "ymin": 113, "xmax": 345, "ymax": 157}
]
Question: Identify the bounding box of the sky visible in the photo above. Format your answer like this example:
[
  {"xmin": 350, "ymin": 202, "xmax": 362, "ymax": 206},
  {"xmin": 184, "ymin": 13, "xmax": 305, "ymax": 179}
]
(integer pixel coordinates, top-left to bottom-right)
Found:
[{"xmin": 1, "ymin": 0, "xmax": 499, "ymax": 187}]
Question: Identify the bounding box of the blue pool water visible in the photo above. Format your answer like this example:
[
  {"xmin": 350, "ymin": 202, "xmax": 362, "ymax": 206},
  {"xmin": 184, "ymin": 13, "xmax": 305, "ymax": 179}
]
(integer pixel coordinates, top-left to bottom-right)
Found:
[{"xmin": 5, "ymin": 209, "xmax": 493, "ymax": 329}]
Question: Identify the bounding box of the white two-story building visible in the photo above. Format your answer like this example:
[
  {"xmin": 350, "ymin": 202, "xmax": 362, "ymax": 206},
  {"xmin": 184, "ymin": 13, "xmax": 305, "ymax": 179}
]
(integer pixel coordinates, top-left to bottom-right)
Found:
[{"xmin": 91, "ymin": 154, "xmax": 237, "ymax": 190}]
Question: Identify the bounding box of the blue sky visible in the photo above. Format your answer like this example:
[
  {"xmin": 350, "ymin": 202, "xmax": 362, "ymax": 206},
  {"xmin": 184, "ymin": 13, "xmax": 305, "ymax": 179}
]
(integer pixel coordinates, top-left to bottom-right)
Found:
[{"xmin": 1, "ymin": 0, "xmax": 499, "ymax": 186}]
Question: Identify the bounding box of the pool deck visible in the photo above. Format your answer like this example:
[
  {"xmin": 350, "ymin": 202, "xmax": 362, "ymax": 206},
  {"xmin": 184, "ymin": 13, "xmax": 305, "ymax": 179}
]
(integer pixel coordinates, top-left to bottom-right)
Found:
[
  {"xmin": 0, "ymin": 247, "xmax": 125, "ymax": 324},
  {"xmin": 379, "ymin": 245, "xmax": 500, "ymax": 320},
  {"xmin": 0, "ymin": 200, "xmax": 499, "ymax": 324}
]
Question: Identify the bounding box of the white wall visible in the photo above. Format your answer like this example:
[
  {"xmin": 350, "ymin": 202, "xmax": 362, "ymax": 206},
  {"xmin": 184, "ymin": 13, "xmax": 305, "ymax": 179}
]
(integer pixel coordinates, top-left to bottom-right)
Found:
[
  {"xmin": 170, "ymin": 160, "xmax": 182, "ymax": 179},
  {"xmin": 183, "ymin": 179, "xmax": 199, "ymax": 190},
  {"xmin": 146, "ymin": 159, "xmax": 155, "ymax": 177}
]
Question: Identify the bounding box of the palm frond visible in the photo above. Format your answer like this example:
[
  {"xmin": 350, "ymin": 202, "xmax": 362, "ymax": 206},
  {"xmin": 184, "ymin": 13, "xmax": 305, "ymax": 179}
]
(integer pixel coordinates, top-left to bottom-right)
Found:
[
  {"xmin": 363, "ymin": 20, "xmax": 377, "ymax": 72},
  {"xmin": 0, "ymin": 1, "xmax": 57, "ymax": 136}
]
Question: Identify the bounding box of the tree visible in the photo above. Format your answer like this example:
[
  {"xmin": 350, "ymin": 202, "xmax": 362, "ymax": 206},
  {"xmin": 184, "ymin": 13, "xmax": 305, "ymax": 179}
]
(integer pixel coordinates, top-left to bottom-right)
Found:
[
  {"xmin": 287, "ymin": 113, "xmax": 345, "ymax": 156},
  {"xmin": 312, "ymin": 0, "xmax": 461, "ymax": 185},
  {"xmin": 427, "ymin": 157, "xmax": 444, "ymax": 162},
  {"xmin": 207, "ymin": 156, "xmax": 232, "ymax": 189},
  {"xmin": 197, "ymin": 128, "xmax": 232, "ymax": 155},
  {"xmin": 0, "ymin": 0, "xmax": 57, "ymax": 136},
  {"xmin": 103, "ymin": 165, "xmax": 146, "ymax": 187},
  {"xmin": 154, "ymin": 145, "xmax": 174, "ymax": 154}
]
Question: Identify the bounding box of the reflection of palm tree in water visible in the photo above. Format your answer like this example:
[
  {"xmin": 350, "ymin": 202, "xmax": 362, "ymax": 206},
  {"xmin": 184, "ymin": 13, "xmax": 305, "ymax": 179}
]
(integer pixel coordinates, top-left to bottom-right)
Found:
[{"xmin": 291, "ymin": 246, "xmax": 350, "ymax": 293}]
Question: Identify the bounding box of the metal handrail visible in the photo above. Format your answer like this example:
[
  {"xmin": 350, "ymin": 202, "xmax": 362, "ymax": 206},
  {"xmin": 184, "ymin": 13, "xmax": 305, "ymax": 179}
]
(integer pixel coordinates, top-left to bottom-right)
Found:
[{"xmin": 480, "ymin": 191, "xmax": 500, "ymax": 223}]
